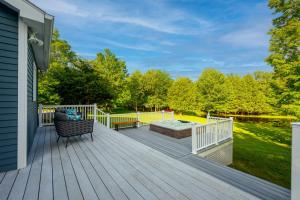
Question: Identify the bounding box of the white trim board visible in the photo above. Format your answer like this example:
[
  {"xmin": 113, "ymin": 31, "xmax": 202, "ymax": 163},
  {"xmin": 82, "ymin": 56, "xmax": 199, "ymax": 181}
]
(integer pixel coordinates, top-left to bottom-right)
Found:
[{"xmin": 17, "ymin": 18, "xmax": 28, "ymax": 169}]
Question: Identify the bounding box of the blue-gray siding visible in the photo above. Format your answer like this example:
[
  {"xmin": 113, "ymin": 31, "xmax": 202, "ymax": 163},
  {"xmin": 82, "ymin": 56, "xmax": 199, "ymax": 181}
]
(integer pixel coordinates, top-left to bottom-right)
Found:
[
  {"xmin": 27, "ymin": 44, "xmax": 38, "ymax": 154},
  {"xmin": 0, "ymin": 3, "xmax": 18, "ymax": 172}
]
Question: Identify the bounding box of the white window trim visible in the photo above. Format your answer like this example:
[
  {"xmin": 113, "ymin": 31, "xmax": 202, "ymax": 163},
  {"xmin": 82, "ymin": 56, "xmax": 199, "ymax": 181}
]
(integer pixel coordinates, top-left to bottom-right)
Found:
[
  {"xmin": 33, "ymin": 62, "xmax": 37, "ymax": 102},
  {"xmin": 17, "ymin": 18, "xmax": 28, "ymax": 169}
]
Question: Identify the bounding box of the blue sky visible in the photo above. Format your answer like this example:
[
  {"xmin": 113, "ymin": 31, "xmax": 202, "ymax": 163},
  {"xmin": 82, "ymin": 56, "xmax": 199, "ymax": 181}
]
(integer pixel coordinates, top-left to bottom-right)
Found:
[{"xmin": 32, "ymin": 0, "xmax": 273, "ymax": 79}]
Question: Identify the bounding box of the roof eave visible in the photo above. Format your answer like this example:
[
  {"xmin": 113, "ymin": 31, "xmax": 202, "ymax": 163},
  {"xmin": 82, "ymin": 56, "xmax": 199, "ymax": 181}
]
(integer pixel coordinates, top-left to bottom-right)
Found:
[
  {"xmin": 42, "ymin": 14, "xmax": 54, "ymax": 71},
  {"xmin": 1, "ymin": 0, "xmax": 54, "ymax": 70}
]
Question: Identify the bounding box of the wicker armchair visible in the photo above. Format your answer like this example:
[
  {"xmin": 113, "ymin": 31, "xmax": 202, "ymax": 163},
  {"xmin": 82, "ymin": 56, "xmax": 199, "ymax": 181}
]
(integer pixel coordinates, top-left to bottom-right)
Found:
[{"xmin": 54, "ymin": 110, "xmax": 94, "ymax": 147}]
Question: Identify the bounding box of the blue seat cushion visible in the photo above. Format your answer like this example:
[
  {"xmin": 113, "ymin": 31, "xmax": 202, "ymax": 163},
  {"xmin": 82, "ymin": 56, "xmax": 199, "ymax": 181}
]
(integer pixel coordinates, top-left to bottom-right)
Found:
[{"xmin": 66, "ymin": 109, "xmax": 81, "ymax": 121}]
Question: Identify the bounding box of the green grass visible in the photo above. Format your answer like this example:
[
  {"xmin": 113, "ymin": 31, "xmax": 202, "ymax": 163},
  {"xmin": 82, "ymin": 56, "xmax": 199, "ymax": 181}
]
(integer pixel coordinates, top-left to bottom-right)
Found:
[
  {"xmin": 174, "ymin": 114, "xmax": 207, "ymax": 123},
  {"xmin": 232, "ymin": 122, "xmax": 291, "ymax": 188}
]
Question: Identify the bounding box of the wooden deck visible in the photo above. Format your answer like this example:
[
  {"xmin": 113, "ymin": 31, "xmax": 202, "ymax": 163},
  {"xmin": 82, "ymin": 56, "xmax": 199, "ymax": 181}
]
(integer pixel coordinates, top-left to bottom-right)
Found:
[
  {"xmin": 0, "ymin": 123, "xmax": 261, "ymax": 200},
  {"xmin": 120, "ymin": 126, "xmax": 291, "ymax": 200}
]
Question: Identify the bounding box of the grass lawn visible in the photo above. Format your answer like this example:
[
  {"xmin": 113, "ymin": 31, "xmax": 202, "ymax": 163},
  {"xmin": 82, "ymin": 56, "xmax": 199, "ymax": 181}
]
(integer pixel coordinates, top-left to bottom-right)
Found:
[
  {"xmin": 232, "ymin": 122, "xmax": 291, "ymax": 188},
  {"xmin": 173, "ymin": 114, "xmax": 291, "ymax": 188}
]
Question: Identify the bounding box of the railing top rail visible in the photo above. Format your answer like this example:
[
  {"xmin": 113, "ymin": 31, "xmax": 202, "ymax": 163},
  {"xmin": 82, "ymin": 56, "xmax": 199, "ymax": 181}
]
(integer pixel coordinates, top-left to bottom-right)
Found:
[
  {"xmin": 41, "ymin": 104, "xmax": 95, "ymax": 108},
  {"xmin": 96, "ymin": 108, "xmax": 107, "ymax": 115},
  {"xmin": 209, "ymin": 116, "xmax": 229, "ymax": 120},
  {"xmin": 215, "ymin": 119, "xmax": 232, "ymax": 123},
  {"xmin": 109, "ymin": 113, "xmax": 136, "ymax": 115},
  {"xmin": 194, "ymin": 121, "xmax": 217, "ymax": 128},
  {"xmin": 109, "ymin": 111, "xmax": 172, "ymax": 115}
]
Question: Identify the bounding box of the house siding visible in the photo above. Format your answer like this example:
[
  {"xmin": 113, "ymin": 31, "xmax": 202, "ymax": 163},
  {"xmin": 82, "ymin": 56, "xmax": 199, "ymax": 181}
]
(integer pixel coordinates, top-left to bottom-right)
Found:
[
  {"xmin": 0, "ymin": 3, "xmax": 18, "ymax": 171},
  {"xmin": 27, "ymin": 44, "xmax": 37, "ymax": 155}
]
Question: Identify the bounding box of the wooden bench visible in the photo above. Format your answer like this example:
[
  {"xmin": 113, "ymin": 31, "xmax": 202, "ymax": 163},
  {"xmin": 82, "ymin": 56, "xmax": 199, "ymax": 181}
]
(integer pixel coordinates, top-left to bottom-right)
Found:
[{"xmin": 112, "ymin": 120, "xmax": 139, "ymax": 131}]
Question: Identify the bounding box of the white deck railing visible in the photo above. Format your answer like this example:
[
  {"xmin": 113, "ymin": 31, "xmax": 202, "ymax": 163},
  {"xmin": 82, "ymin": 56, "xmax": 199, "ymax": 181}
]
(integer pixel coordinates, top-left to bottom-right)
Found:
[
  {"xmin": 192, "ymin": 116, "xmax": 233, "ymax": 154},
  {"xmin": 106, "ymin": 111, "xmax": 175, "ymax": 129},
  {"xmin": 39, "ymin": 104, "xmax": 97, "ymax": 126},
  {"xmin": 39, "ymin": 104, "xmax": 175, "ymax": 128}
]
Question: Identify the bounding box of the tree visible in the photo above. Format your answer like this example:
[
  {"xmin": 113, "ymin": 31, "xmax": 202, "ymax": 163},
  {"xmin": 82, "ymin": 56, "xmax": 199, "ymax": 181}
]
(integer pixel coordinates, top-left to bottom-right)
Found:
[
  {"xmin": 127, "ymin": 70, "xmax": 146, "ymax": 111},
  {"xmin": 196, "ymin": 68, "xmax": 229, "ymax": 113},
  {"xmin": 38, "ymin": 29, "xmax": 77, "ymax": 104},
  {"xmin": 91, "ymin": 49, "xmax": 128, "ymax": 108},
  {"xmin": 254, "ymin": 71, "xmax": 277, "ymax": 109},
  {"xmin": 266, "ymin": 0, "xmax": 300, "ymax": 116},
  {"xmin": 167, "ymin": 77, "xmax": 199, "ymax": 114},
  {"xmin": 238, "ymin": 75, "xmax": 271, "ymax": 114},
  {"xmin": 143, "ymin": 70, "xmax": 172, "ymax": 111},
  {"xmin": 39, "ymin": 30, "xmax": 121, "ymax": 106},
  {"xmin": 224, "ymin": 74, "xmax": 241, "ymax": 114}
]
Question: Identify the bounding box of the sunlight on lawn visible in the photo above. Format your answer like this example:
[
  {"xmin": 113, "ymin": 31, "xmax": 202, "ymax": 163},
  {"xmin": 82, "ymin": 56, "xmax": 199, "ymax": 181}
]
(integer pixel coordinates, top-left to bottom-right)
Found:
[
  {"xmin": 233, "ymin": 122, "xmax": 291, "ymax": 188},
  {"xmin": 174, "ymin": 114, "xmax": 207, "ymax": 123}
]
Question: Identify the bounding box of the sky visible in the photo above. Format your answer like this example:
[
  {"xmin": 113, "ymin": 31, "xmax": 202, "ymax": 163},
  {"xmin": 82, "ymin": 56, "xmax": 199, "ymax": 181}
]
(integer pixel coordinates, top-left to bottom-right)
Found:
[{"xmin": 31, "ymin": 0, "xmax": 274, "ymax": 80}]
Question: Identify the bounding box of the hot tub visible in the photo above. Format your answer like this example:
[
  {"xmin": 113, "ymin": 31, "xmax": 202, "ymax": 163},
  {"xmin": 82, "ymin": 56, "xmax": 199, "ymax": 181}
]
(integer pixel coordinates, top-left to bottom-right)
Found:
[{"xmin": 150, "ymin": 120, "xmax": 197, "ymax": 139}]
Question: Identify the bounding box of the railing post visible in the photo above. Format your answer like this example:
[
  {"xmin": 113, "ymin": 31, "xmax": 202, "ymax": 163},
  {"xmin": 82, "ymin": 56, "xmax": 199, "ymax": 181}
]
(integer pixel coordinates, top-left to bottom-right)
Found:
[
  {"xmin": 206, "ymin": 112, "xmax": 210, "ymax": 123},
  {"xmin": 215, "ymin": 121, "xmax": 219, "ymax": 145},
  {"xmin": 39, "ymin": 104, "xmax": 43, "ymax": 127},
  {"xmin": 106, "ymin": 113, "xmax": 110, "ymax": 128},
  {"xmin": 291, "ymin": 122, "xmax": 300, "ymax": 200},
  {"xmin": 162, "ymin": 110, "xmax": 165, "ymax": 120},
  {"xmin": 93, "ymin": 103, "xmax": 97, "ymax": 123},
  {"xmin": 171, "ymin": 111, "xmax": 175, "ymax": 120},
  {"xmin": 192, "ymin": 123, "xmax": 197, "ymax": 154},
  {"xmin": 137, "ymin": 112, "xmax": 141, "ymax": 127},
  {"xmin": 229, "ymin": 117, "xmax": 233, "ymax": 138}
]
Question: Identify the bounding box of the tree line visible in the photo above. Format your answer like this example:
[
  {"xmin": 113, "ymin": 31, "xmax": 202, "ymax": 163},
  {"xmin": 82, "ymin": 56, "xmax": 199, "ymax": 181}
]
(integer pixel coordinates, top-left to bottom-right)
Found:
[
  {"xmin": 39, "ymin": 0, "xmax": 299, "ymax": 117},
  {"xmin": 38, "ymin": 30, "xmax": 285, "ymax": 116}
]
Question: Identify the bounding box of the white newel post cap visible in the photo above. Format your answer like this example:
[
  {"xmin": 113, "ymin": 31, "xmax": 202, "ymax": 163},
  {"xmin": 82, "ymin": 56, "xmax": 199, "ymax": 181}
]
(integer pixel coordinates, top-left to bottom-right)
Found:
[
  {"xmin": 291, "ymin": 122, "xmax": 300, "ymax": 127},
  {"xmin": 291, "ymin": 122, "xmax": 300, "ymax": 200}
]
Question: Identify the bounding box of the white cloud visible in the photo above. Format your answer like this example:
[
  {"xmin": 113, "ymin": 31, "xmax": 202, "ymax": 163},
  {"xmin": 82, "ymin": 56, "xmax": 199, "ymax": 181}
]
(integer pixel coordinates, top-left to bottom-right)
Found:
[
  {"xmin": 30, "ymin": 0, "xmax": 213, "ymax": 35},
  {"xmin": 31, "ymin": 0, "xmax": 88, "ymax": 17},
  {"xmin": 219, "ymin": 2, "xmax": 272, "ymax": 49},
  {"xmin": 220, "ymin": 28, "xmax": 269, "ymax": 48},
  {"xmin": 101, "ymin": 39, "xmax": 157, "ymax": 52}
]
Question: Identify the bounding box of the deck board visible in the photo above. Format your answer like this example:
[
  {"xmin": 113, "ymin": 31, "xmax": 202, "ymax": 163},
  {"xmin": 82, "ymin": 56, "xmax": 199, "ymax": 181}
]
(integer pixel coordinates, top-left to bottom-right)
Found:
[
  {"xmin": 0, "ymin": 170, "xmax": 18, "ymax": 199},
  {"xmin": 0, "ymin": 123, "xmax": 287, "ymax": 200},
  {"xmin": 71, "ymin": 139, "xmax": 114, "ymax": 200},
  {"xmin": 8, "ymin": 127, "xmax": 42, "ymax": 200},
  {"xmin": 97, "ymin": 136, "xmax": 189, "ymax": 200},
  {"xmin": 76, "ymin": 137, "xmax": 128, "ymax": 200},
  {"xmin": 121, "ymin": 127, "xmax": 190, "ymax": 158},
  {"xmin": 0, "ymin": 172, "xmax": 5, "ymax": 184},
  {"xmin": 97, "ymin": 137, "xmax": 178, "ymax": 200},
  {"xmin": 66, "ymin": 138, "xmax": 99, "ymax": 200},
  {"xmin": 105, "ymin": 128, "xmax": 249, "ymax": 200},
  {"xmin": 99, "ymin": 133, "xmax": 213, "ymax": 199},
  {"xmin": 91, "ymin": 136, "xmax": 169, "ymax": 200},
  {"xmin": 90, "ymin": 140, "xmax": 159, "ymax": 200},
  {"xmin": 22, "ymin": 127, "xmax": 46, "ymax": 200},
  {"xmin": 39, "ymin": 126, "xmax": 53, "ymax": 200},
  {"xmin": 50, "ymin": 126, "xmax": 68, "ymax": 200},
  {"xmin": 82, "ymin": 137, "xmax": 144, "ymax": 200},
  {"xmin": 57, "ymin": 131, "xmax": 84, "ymax": 200},
  {"xmin": 120, "ymin": 125, "xmax": 291, "ymax": 200}
]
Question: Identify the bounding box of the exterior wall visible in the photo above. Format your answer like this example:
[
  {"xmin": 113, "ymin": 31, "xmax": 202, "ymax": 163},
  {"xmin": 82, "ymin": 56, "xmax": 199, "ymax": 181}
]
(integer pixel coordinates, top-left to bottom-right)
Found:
[
  {"xmin": 0, "ymin": 3, "xmax": 18, "ymax": 171},
  {"xmin": 27, "ymin": 44, "xmax": 37, "ymax": 154},
  {"xmin": 198, "ymin": 139, "xmax": 233, "ymax": 166}
]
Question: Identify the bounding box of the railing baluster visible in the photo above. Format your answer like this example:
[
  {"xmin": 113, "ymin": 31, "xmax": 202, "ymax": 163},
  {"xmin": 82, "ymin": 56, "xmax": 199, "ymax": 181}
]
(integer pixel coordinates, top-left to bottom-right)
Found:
[{"xmin": 191, "ymin": 117, "xmax": 233, "ymax": 154}]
